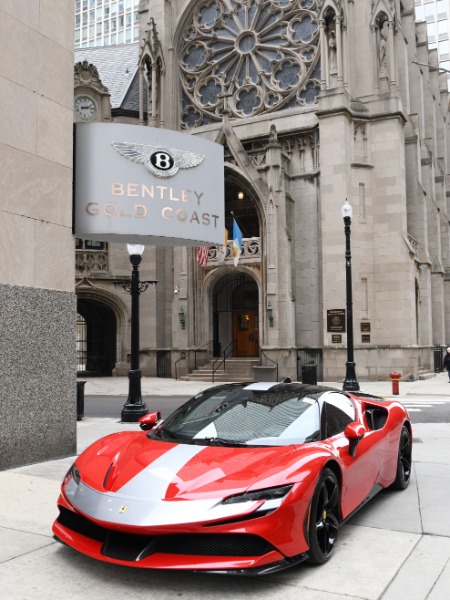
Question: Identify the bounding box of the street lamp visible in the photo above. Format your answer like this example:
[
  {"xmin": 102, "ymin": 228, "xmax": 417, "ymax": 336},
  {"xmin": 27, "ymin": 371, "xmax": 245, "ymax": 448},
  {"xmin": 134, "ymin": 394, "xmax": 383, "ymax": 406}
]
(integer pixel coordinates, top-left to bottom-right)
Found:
[
  {"xmin": 341, "ymin": 200, "xmax": 360, "ymax": 392},
  {"xmin": 120, "ymin": 244, "xmax": 157, "ymax": 422}
]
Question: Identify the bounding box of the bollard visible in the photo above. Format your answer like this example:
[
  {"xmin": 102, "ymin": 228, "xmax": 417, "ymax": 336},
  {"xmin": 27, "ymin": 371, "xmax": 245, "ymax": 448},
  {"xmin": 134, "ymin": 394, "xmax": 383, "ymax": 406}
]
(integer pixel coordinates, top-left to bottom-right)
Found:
[
  {"xmin": 77, "ymin": 381, "xmax": 86, "ymax": 420},
  {"xmin": 389, "ymin": 372, "xmax": 401, "ymax": 396}
]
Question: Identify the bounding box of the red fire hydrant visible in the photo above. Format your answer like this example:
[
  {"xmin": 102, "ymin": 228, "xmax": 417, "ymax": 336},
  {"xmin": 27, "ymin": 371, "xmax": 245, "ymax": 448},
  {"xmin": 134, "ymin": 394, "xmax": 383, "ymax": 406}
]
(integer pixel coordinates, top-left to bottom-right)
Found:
[{"xmin": 389, "ymin": 372, "xmax": 402, "ymax": 395}]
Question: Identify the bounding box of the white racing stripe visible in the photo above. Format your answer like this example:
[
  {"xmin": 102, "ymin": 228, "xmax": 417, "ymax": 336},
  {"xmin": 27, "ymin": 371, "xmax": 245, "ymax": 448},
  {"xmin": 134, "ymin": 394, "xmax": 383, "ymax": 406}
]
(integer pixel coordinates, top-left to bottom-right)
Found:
[
  {"xmin": 119, "ymin": 443, "xmax": 205, "ymax": 498},
  {"xmin": 65, "ymin": 443, "xmax": 259, "ymax": 527}
]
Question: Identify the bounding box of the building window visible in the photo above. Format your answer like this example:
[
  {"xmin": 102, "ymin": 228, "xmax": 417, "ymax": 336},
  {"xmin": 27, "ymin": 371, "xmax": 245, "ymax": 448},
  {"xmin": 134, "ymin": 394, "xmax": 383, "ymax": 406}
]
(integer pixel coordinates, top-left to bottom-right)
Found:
[
  {"xmin": 424, "ymin": 3, "xmax": 435, "ymax": 22},
  {"xmin": 427, "ymin": 22, "xmax": 437, "ymax": 43},
  {"xmin": 438, "ymin": 19, "xmax": 448, "ymax": 41},
  {"xmin": 439, "ymin": 39, "xmax": 449, "ymax": 59}
]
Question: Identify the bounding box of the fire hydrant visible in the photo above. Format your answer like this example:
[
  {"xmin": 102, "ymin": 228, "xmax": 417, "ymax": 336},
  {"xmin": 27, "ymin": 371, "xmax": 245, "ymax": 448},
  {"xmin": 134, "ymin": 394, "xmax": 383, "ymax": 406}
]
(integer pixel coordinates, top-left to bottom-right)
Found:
[{"xmin": 389, "ymin": 372, "xmax": 402, "ymax": 395}]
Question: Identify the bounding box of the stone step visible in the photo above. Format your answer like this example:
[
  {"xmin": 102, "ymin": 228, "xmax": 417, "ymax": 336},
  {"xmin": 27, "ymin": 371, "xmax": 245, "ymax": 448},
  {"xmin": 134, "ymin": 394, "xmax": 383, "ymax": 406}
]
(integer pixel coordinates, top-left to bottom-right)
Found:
[
  {"xmin": 182, "ymin": 358, "xmax": 260, "ymax": 383},
  {"xmin": 189, "ymin": 367, "xmax": 256, "ymax": 376},
  {"xmin": 418, "ymin": 370, "xmax": 437, "ymax": 380},
  {"xmin": 180, "ymin": 375, "xmax": 251, "ymax": 383}
]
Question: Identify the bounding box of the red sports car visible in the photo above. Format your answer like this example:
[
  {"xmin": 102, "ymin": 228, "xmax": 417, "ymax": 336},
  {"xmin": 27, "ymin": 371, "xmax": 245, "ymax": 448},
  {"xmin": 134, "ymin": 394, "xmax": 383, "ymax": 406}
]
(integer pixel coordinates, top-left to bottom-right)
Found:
[{"xmin": 53, "ymin": 382, "xmax": 412, "ymax": 575}]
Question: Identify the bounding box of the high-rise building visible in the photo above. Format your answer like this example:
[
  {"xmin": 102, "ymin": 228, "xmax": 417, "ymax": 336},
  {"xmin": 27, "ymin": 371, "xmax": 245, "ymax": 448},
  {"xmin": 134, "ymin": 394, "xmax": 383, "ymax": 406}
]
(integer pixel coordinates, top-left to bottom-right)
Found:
[
  {"xmin": 75, "ymin": 0, "xmax": 140, "ymax": 48},
  {"xmin": 415, "ymin": 0, "xmax": 450, "ymax": 73}
]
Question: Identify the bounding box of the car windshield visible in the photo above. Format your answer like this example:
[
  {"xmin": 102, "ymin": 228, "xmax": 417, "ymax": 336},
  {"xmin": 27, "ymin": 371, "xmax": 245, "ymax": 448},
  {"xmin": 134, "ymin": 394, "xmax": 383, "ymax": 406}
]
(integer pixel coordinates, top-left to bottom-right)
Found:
[{"xmin": 150, "ymin": 385, "xmax": 321, "ymax": 447}]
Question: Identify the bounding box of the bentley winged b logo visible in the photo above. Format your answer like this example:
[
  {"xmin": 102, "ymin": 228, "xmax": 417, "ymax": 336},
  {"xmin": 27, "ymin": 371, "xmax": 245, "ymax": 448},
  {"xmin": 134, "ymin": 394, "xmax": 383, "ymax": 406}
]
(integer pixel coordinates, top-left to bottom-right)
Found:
[{"xmin": 111, "ymin": 141, "xmax": 205, "ymax": 179}]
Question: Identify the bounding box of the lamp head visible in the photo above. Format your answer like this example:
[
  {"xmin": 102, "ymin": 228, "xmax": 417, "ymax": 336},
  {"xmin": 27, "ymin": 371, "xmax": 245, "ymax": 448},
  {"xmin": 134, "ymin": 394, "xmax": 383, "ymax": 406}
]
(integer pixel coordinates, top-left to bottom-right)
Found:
[
  {"xmin": 341, "ymin": 200, "xmax": 352, "ymax": 219},
  {"xmin": 127, "ymin": 244, "xmax": 145, "ymax": 267},
  {"xmin": 127, "ymin": 244, "xmax": 145, "ymax": 257}
]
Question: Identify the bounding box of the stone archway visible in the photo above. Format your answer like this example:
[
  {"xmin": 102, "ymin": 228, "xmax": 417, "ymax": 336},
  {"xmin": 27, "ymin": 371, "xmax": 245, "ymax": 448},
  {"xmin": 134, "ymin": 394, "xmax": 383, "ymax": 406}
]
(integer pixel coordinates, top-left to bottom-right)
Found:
[{"xmin": 77, "ymin": 298, "xmax": 116, "ymax": 376}]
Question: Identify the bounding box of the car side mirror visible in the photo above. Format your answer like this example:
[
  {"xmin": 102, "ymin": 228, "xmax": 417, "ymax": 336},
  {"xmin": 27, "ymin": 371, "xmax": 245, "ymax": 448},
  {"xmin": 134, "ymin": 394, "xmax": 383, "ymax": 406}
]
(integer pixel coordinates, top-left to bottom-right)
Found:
[
  {"xmin": 344, "ymin": 422, "xmax": 366, "ymax": 457},
  {"xmin": 139, "ymin": 411, "xmax": 161, "ymax": 431}
]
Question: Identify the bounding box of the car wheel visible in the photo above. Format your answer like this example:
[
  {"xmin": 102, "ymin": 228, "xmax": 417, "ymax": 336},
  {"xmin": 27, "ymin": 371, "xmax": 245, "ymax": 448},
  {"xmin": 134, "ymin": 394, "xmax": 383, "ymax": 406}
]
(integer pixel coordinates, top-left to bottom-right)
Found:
[
  {"xmin": 391, "ymin": 425, "xmax": 412, "ymax": 490},
  {"xmin": 307, "ymin": 468, "xmax": 340, "ymax": 565}
]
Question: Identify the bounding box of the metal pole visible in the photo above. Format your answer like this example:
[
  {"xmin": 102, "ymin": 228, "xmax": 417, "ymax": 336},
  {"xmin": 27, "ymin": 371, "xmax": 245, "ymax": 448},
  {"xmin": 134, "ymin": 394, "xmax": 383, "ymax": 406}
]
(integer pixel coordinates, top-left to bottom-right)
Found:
[
  {"xmin": 343, "ymin": 214, "xmax": 360, "ymax": 391},
  {"xmin": 130, "ymin": 255, "xmax": 140, "ymax": 370},
  {"xmin": 121, "ymin": 253, "xmax": 148, "ymax": 422}
]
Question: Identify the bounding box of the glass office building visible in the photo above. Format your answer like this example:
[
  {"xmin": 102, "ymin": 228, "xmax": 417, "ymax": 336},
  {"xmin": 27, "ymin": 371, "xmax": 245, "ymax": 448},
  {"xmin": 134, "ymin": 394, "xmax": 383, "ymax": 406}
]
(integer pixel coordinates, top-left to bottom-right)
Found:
[
  {"xmin": 75, "ymin": 0, "xmax": 140, "ymax": 48},
  {"xmin": 415, "ymin": 0, "xmax": 450, "ymax": 73}
]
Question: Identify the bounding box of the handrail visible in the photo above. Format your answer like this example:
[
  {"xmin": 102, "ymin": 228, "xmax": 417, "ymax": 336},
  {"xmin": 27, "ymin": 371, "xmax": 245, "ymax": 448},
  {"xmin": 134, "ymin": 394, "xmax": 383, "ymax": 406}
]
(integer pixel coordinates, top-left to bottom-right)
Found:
[
  {"xmin": 211, "ymin": 341, "xmax": 236, "ymax": 383},
  {"xmin": 259, "ymin": 345, "xmax": 279, "ymax": 381},
  {"xmin": 174, "ymin": 340, "xmax": 213, "ymax": 380}
]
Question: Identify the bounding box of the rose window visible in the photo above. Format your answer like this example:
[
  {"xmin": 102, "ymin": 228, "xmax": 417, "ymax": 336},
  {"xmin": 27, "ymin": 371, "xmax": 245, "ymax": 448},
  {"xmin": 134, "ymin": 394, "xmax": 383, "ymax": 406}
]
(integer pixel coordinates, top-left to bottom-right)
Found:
[{"xmin": 180, "ymin": 0, "xmax": 321, "ymax": 128}]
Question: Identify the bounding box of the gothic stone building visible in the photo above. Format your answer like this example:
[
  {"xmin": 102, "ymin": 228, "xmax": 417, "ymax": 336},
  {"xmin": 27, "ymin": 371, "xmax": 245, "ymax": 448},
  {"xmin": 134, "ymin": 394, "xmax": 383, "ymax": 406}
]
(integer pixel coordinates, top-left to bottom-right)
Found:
[{"xmin": 74, "ymin": 0, "xmax": 450, "ymax": 383}]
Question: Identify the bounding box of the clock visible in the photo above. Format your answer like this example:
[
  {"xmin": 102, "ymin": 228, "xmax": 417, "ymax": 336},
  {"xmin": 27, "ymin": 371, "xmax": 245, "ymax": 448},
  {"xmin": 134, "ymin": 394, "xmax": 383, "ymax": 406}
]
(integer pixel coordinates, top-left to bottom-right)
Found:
[{"xmin": 74, "ymin": 95, "xmax": 97, "ymax": 121}]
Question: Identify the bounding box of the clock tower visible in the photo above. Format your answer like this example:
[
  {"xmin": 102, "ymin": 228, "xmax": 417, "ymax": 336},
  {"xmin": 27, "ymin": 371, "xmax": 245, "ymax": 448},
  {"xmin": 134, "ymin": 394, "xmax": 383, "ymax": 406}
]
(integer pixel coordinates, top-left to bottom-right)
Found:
[{"xmin": 74, "ymin": 60, "xmax": 111, "ymax": 123}]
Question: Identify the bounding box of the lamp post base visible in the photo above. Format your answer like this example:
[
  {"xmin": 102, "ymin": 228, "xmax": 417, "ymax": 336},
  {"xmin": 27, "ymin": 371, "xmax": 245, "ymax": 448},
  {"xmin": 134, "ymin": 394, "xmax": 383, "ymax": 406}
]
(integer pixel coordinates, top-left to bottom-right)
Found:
[
  {"xmin": 343, "ymin": 362, "xmax": 360, "ymax": 392},
  {"xmin": 121, "ymin": 369, "xmax": 149, "ymax": 422}
]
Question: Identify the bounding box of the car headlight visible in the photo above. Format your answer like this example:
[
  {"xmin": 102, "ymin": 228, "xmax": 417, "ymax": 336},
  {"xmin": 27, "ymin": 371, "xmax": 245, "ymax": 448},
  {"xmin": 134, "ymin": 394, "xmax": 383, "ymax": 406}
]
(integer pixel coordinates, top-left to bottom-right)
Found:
[
  {"xmin": 222, "ymin": 484, "xmax": 293, "ymax": 505},
  {"xmin": 63, "ymin": 463, "xmax": 81, "ymax": 486}
]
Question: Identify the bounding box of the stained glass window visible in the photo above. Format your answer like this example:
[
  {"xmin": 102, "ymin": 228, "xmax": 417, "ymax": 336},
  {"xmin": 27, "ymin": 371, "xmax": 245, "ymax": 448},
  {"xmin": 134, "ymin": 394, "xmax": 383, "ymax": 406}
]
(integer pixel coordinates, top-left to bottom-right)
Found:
[{"xmin": 180, "ymin": 0, "xmax": 321, "ymax": 127}]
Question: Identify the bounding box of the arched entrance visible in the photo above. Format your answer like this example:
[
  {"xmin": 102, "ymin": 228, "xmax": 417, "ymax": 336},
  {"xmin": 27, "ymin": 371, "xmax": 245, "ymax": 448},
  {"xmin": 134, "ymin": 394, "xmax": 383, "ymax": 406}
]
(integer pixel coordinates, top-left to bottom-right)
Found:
[
  {"xmin": 212, "ymin": 272, "xmax": 259, "ymax": 357},
  {"xmin": 77, "ymin": 298, "xmax": 116, "ymax": 376}
]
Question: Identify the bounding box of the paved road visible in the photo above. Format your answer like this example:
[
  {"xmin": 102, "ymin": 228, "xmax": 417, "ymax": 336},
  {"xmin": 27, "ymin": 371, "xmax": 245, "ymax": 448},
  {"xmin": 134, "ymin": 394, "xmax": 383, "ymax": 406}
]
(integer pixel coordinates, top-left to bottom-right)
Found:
[
  {"xmin": 399, "ymin": 393, "xmax": 450, "ymax": 423},
  {"xmin": 84, "ymin": 394, "xmax": 189, "ymax": 419},
  {"xmin": 84, "ymin": 392, "xmax": 450, "ymax": 424}
]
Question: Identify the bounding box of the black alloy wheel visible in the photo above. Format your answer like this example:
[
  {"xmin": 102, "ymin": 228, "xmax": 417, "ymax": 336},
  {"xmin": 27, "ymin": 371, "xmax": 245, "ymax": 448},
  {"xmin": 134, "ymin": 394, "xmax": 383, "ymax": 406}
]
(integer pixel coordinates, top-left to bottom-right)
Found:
[
  {"xmin": 391, "ymin": 425, "xmax": 412, "ymax": 490},
  {"xmin": 307, "ymin": 468, "xmax": 340, "ymax": 564}
]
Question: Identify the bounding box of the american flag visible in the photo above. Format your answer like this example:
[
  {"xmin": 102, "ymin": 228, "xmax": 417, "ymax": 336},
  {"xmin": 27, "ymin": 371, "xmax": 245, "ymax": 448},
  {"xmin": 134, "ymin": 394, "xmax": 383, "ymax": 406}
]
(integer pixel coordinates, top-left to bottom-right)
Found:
[{"xmin": 197, "ymin": 246, "xmax": 209, "ymax": 267}]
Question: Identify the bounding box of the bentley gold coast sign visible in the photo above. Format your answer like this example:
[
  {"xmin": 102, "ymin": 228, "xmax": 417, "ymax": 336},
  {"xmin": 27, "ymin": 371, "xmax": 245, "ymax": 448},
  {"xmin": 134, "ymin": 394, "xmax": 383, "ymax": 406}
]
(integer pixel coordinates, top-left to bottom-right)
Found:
[{"xmin": 74, "ymin": 123, "xmax": 225, "ymax": 245}]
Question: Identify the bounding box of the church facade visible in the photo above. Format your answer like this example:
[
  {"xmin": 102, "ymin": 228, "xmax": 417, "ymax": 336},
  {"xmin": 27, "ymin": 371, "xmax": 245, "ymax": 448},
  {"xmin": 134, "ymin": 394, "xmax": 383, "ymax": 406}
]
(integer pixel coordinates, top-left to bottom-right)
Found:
[{"xmin": 75, "ymin": 0, "xmax": 450, "ymax": 383}]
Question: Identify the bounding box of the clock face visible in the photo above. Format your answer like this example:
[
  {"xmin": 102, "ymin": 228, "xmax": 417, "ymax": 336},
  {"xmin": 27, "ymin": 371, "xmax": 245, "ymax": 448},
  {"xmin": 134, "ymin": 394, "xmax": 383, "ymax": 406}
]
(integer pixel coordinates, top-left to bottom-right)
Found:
[{"xmin": 74, "ymin": 95, "xmax": 97, "ymax": 121}]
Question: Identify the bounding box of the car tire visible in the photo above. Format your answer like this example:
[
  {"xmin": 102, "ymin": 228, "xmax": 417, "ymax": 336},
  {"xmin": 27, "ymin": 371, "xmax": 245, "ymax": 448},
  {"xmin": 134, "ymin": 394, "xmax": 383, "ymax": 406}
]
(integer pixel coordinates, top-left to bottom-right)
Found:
[
  {"xmin": 390, "ymin": 425, "xmax": 412, "ymax": 490},
  {"xmin": 306, "ymin": 468, "xmax": 340, "ymax": 565}
]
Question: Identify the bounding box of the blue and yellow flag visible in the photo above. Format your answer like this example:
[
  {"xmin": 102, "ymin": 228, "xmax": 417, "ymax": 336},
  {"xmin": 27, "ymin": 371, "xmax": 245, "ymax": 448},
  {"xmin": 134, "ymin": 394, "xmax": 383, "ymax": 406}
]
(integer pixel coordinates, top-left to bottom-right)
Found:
[{"xmin": 232, "ymin": 219, "xmax": 243, "ymax": 267}]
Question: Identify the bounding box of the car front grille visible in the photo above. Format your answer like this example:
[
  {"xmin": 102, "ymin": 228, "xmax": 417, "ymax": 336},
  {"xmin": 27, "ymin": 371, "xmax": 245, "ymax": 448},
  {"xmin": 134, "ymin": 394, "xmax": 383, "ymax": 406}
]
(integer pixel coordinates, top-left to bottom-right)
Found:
[{"xmin": 57, "ymin": 507, "xmax": 276, "ymax": 562}]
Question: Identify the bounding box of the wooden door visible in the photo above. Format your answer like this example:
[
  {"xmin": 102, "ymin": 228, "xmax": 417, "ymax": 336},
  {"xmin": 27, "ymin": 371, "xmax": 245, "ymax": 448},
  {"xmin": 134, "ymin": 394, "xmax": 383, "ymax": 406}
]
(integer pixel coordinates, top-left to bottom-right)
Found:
[{"xmin": 233, "ymin": 311, "xmax": 259, "ymax": 357}]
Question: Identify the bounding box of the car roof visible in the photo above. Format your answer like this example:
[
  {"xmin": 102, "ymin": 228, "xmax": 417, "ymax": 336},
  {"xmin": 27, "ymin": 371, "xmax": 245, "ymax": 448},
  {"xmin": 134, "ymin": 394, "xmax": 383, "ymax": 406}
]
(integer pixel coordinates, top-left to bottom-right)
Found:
[
  {"xmin": 243, "ymin": 381, "xmax": 339, "ymax": 395},
  {"xmin": 202, "ymin": 381, "xmax": 341, "ymax": 402}
]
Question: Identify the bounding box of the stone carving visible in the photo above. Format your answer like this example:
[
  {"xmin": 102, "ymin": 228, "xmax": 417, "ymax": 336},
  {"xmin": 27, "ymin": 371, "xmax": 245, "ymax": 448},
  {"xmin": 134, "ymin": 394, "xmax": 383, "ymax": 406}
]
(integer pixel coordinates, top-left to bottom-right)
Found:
[
  {"xmin": 269, "ymin": 124, "xmax": 278, "ymax": 143},
  {"xmin": 74, "ymin": 61, "xmax": 109, "ymax": 94},
  {"xmin": 328, "ymin": 30, "xmax": 337, "ymax": 73},
  {"xmin": 378, "ymin": 20, "xmax": 388, "ymax": 75}
]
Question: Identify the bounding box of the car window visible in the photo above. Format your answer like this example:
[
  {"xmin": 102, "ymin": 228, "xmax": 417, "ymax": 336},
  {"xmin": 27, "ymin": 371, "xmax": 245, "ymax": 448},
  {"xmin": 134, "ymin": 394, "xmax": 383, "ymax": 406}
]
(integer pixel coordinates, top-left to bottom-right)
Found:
[
  {"xmin": 152, "ymin": 386, "xmax": 321, "ymax": 446},
  {"xmin": 323, "ymin": 393, "xmax": 356, "ymax": 438},
  {"xmin": 201, "ymin": 396, "xmax": 320, "ymax": 445}
]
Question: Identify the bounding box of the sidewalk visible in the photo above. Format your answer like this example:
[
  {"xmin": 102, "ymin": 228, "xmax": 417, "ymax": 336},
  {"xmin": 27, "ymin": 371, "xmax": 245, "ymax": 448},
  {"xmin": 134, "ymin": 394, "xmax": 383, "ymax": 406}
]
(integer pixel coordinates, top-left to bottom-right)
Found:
[
  {"xmin": 82, "ymin": 375, "xmax": 216, "ymax": 397},
  {"xmin": 80, "ymin": 371, "xmax": 450, "ymax": 398},
  {"xmin": 1, "ymin": 374, "xmax": 450, "ymax": 599}
]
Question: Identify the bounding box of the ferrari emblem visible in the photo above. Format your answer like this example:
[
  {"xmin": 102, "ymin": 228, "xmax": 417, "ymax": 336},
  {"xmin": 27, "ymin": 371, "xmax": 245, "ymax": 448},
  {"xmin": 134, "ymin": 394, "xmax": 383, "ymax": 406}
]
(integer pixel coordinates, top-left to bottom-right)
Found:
[
  {"xmin": 111, "ymin": 141, "xmax": 204, "ymax": 179},
  {"xmin": 119, "ymin": 505, "xmax": 127, "ymax": 514}
]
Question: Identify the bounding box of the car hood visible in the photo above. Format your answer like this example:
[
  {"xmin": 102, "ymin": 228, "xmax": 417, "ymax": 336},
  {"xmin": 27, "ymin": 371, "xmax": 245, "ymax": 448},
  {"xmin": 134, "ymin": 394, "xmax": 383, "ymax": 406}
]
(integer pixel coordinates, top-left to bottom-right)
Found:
[
  {"xmin": 65, "ymin": 432, "xmax": 322, "ymax": 528},
  {"xmin": 76, "ymin": 431, "xmax": 301, "ymax": 499}
]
